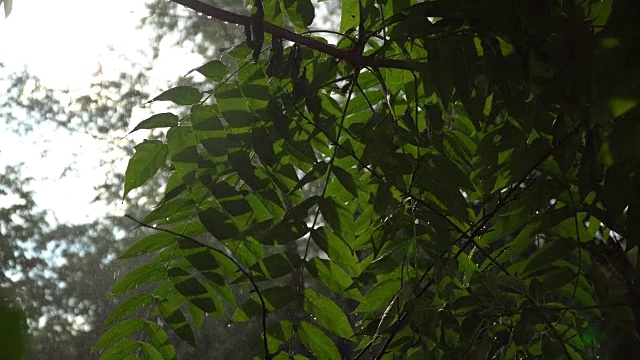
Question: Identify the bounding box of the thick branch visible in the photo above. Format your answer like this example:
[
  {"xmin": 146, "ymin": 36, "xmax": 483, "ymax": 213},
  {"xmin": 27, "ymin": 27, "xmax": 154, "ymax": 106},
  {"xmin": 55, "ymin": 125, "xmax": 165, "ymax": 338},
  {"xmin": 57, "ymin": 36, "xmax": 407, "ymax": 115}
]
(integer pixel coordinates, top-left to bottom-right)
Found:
[{"xmin": 171, "ymin": 0, "xmax": 423, "ymax": 71}]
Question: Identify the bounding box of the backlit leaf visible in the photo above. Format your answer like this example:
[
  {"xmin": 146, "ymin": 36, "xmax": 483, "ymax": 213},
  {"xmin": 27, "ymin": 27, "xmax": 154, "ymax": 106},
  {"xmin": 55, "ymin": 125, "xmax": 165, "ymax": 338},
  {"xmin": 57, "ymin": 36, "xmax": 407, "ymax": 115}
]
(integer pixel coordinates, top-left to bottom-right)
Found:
[
  {"xmin": 193, "ymin": 60, "xmax": 228, "ymax": 81},
  {"xmin": 128, "ymin": 113, "xmax": 179, "ymax": 135},
  {"xmin": 303, "ymin": 289, "xmax": 354, "ymax": 339},
  {"xmin": 123, "ymin": 140, "xmax": 167, "ymax": 199},
  {"xmin": 297, "ymin": 322, "xmax": 341, "ymax": 360},
  {"xmin": 94, "ymin": 318, "xmax": 145, "ymax": 350}
]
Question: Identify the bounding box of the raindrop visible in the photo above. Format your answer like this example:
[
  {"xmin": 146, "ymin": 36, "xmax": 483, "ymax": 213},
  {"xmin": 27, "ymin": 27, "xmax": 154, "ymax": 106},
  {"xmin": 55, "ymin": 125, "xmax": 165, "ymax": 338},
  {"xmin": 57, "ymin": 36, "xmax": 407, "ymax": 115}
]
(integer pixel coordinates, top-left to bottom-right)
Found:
[{"xmin": 197, "ymin": 12, "xmax": 203, "ymax": 16}]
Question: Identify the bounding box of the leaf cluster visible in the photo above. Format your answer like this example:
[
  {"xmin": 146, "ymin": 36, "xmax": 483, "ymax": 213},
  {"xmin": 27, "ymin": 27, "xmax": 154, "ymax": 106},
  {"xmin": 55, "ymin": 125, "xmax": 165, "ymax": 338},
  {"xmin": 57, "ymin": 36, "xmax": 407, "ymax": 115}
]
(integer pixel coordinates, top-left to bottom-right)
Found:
[{"xmin": 101, "ymin": 0, "xmax": 640, "ymax": 359}]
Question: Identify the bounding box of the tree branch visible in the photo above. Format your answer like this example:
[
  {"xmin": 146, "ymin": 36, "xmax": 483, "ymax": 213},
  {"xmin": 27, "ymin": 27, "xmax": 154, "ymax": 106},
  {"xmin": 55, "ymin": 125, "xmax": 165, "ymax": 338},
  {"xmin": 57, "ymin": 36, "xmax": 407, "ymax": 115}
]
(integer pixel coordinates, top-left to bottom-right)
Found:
[{"xmin": 170, "ymin": 0, "xmax": 424, "ymax": 71}]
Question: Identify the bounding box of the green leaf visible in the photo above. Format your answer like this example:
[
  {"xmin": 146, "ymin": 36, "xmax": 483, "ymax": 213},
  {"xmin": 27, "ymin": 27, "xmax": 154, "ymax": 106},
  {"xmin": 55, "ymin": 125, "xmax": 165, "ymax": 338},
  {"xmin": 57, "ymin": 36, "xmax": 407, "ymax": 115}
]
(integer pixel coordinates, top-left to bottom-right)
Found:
[
  {"xmin": 166, "ymin": 126, "xmax": 200, "ymax": 178},
  {"xmin": 140, "ymin": 342, "xmax": 165, "ymax": 360},
  {"xmin": 319, "ymin": 196, "xmax": 355, "ymax": 243},
  {"xmin": 215, "ymin": 83, "xmax": 254, "ymax": 128},
  {"xmin": 311, "ymin": 227, "xmax": 359, "ymax": 275},
  {"xmin": 303, "ymin": 289, "xmax": 354, "ymax": 340},
  {"xmin": 123, "ymin": 140, "xmax": 167, "ymax": 199},
  {"xmin": 508, "ymin": 138, "xmax": 548, "ymax": 183},
  {"xmin": 143, "ymin": 200, "xmax": 197, "ymax": 227},
  {"xmin": 151, "ymin": 86, "xmax": 202, "ymax": 105},
  {"xmin": 590, "ymin": 0, "xmax": 613, "ymax": 28},
  {"xmin": 232, "ymin": 286, "xmax": 297, "ymax": 322},
  {"xmin": 610, "ymin": 96, "xmax": 638, "ymax": 117},
  {"xmin": 332, "ymin": 166, "xmax": 359, "ymax": 197},
  {"xmin": 283, "ymin": 0, "xmax": 315, "ymax": 29},
  {"xmin": 340, "ymin": 0, "xmax": 359, "ymax": 32},
  {"xmin": 297, "ymin": 322, "xmax": 341, "ymax": 360},
  {"xmin": 167, "ymin": 267, "xmax": 217, "ymax": 313},
  {"xmin": 98, "ymin": 340, "xmax": 139, "ymax": 360},
  {"xmin": 229, "ymin": 151, "xmax": 259, "ymax": 188},
  {"xmin": 156, "ymin": 299, "xmax": 196, "ymax": 347},
  {"xmin": 542, "ymin": 336, "xmax": 566, "ymax": 359},
  {"xmin": 94, "ymin": 318, "xmax": 145, "ymax": 350},
  {"xmin": 260, "ymin": 217, "xmax": 309, "ymax": 245},
  {"xmin": 2, "ymin": 0, "xmax": 13, "ymax": 18},
  {"xmin": 289, "ymin": 161, "xmax": 328, "ymax": 194},
  {"xmin": 226, "ymin": 42, "xmax": 253, "ymax": 60},
  {"xmin": 238, "ymin": 65, "xmax": 270, "ymax": 112},
  {"xmin": 531, "ymin": 266, "xmax": 576, "ymax": 293},
  {"xmin": 128, "ymin": 113, "xmax": 179, "ymax": 135},
  {"xmin": 188, "ymin": 303, "xmax": 205, "ymax": 332},
  {"xmin": 356, "ymin": 279, "xmax": 398, "ymax": 313},
  {"xmin": 111, "ymin": 263, "xmax": 165, "ymax": 296},
  {"xmin": 192, "ymin": 60, "xmax": 228, "ymax": 81},
  {"xmin": 145, "ymin": 321, "xmax": 177, "ymax": 360},
  {"xmin": 198, "ymin": 207, "xmax": 238, "ymax": 241},
  {"xmin": 104, "ymin": 293, "xmax": 154, "ymax": 327},
  {"xmin": 252, "ymin": 127, "xmax": 277, "ymax": 165},
  {"xmin": 118, "ymin": 232, "xmax": 176, "ymax": 259},
  {"xmin": 251, "ymin": 252, "xmax": 303, "ymax": 280},
  {"xmin": 513, "ymin": 314, "xmax": 534, "ymax": 345},
  {"xmin": 523, "ymin": 238, "xmax": 577, "ymax": 276}
]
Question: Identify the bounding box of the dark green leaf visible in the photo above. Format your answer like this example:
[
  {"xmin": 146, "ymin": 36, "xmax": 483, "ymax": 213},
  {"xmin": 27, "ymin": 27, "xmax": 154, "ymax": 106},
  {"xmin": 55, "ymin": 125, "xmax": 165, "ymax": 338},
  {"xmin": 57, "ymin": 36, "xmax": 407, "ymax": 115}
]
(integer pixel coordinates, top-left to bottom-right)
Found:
[
  {"xmin": 251, "ymin": 252, "xmax": 303, "ymax": 280},
  {"xmin": 98, "ymin": 340, "xmax": 139, "ymax": 360},
  {"xmin": 283, "ymin": 0, "xmax": 315, "ymax": 29},
  {"xmin": 332, "ymin": 166, "xmax": 359, "ymax": 197},
  {"xmin": 156, "ymin": 300, "xmax": 196, "ymax": 347},
  {"xmin": 226, "ymin": 42, "xmax": 252, "ymax": 60},
  {"xmin": 192, "ymin": 60, "xmax": 228, "ymax": 81},
  {"xmin": 167, "ymin": 267, "xmax": 217, "ymax": 313},
  {"xmin": 252, "ymin": 127, "xmax": 277, "ymax": 165},
  {"xmin": 289, "ymin": 162, "xmax": 328, "ymax": 194},
  {"xmin": 198, "ymin": 207, "xmax": 238, "ymax": 241},
  {"xmin": 94, "ymin": 318, "xmax": 145, "ymax": 350},
  {"xmin": 152, "ymin": 86, "xmax": 202, "ymax": 105},
  {"xmin": 232, "ymin": 286, "xmax": 297, "ymax": 322},
  {"xmin": 104, "ymin": 293, "xmax": 154, "ymax": 327},
  {"xmin": 319, "ymin": 196, "xmax": 355, "ymax": 242},
  {"xmin": 111, "ymin": 263, "xmax": 165, "ymax": 296},
  {"xmin": 123, "ymin": 140, "xmax": 167, "ymax": 199},
  {"xmin": 542, "ymin": 336, "xmax": 565, "ymax": 359},
  {"xmin": 128, "ymin": 113, "xmax": 179, "ymax": 135},
  {"xmin": 142, "ymin": 198, "xmax": 195, "ymax": 225},
  {"xmin": 523, "ymin": 238, "xmax": 577, "ymax": 276},
  {"xmin": 118, "ymin": 232, "xmax": 176, "ymax": 259}
]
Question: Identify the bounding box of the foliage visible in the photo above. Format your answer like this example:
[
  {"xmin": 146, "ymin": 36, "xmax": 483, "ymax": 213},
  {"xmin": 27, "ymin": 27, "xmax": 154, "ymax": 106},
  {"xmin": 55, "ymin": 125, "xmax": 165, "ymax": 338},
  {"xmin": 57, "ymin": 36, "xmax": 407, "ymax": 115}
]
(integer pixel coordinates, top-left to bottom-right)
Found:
[
  {"xmin": 105, "ymin": 0, "xmax": 640, "ymax": 358},
  {"xmin": 1, "ymin": 0, "xmax": 12, "ymax": 18}
]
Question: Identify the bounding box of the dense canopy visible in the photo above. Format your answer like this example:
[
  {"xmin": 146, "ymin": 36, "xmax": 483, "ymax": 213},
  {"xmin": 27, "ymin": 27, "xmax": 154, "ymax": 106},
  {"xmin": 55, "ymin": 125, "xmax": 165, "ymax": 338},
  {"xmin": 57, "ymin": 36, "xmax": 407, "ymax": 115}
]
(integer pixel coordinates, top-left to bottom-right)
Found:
[{"xmin": 99, "ymin": 0, "xmax": 640, "ymax": 358}]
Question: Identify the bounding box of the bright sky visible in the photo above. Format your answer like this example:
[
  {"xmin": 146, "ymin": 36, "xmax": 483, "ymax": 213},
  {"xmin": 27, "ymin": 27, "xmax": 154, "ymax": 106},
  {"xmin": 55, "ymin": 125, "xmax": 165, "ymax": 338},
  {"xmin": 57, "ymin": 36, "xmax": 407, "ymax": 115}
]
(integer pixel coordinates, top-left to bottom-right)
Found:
[
  {"xmin": 0, "ymin": 0, "xmax": 335, "ymax": 224},
  {"xmin": 0, "ymin": 0, "xmax": 204, "ymax": 224}
]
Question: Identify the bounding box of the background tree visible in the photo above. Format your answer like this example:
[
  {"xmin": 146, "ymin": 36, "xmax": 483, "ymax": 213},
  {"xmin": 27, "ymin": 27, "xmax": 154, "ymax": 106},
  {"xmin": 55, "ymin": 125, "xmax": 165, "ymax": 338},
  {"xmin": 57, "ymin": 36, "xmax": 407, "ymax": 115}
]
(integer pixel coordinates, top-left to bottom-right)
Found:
[{"xmin": 1, "ymin": 0, "xmax": 292, "ymax": 358}]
